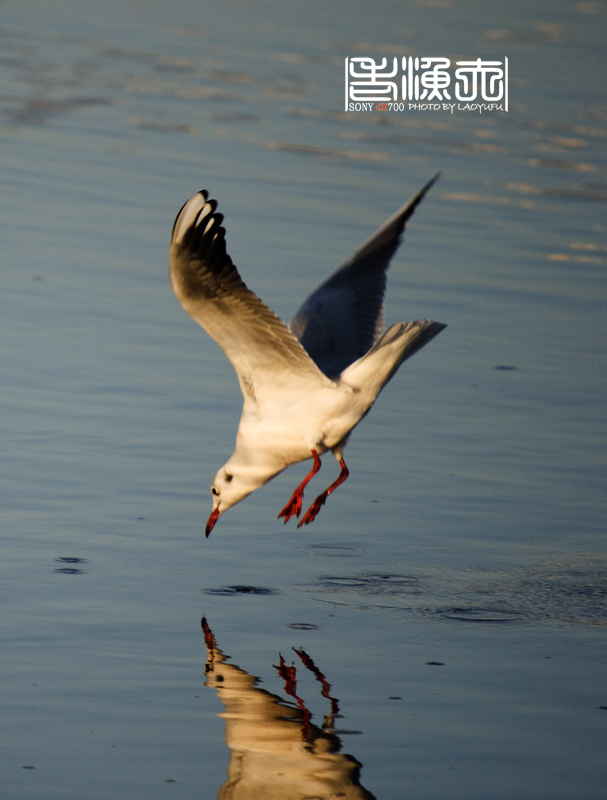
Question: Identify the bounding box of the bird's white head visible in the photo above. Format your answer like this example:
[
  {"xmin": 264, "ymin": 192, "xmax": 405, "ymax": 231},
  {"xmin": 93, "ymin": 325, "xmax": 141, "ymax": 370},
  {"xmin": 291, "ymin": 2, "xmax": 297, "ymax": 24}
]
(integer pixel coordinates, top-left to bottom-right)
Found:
[{"xmin": 205, "ymin": 462, "xmax": 267, "ymax": 537}]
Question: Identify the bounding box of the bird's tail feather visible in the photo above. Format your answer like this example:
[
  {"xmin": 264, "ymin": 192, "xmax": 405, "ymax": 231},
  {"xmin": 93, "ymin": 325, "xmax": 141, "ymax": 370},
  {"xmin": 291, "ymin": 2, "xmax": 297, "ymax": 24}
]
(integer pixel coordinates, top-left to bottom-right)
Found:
[{"xmin": 340, "ymin": 320, "xmax": 445, "ymax": 395}]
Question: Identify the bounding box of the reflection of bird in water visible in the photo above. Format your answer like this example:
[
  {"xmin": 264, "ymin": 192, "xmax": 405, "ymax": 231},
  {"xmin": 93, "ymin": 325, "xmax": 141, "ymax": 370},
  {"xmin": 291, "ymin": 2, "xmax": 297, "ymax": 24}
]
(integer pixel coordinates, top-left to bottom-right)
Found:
[
  {"xmin": 170, "ymin": 177, "xmax": 445, "ymax": 536},
  {"xmin": 202, "ymin": 618, "xmax": 376, "ymax": 800}
]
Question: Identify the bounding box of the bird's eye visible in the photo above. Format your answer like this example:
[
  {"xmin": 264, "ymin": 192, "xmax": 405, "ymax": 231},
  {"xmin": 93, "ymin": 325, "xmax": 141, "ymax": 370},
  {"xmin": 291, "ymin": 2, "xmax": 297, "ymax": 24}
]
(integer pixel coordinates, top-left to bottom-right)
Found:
[
  {"xmin": 225, "ymin": 473, "xmax": 233, "ymax": 483},
  {"xmin": 211, "ymin": 486, "xmax": 219, "ymax": 497}
]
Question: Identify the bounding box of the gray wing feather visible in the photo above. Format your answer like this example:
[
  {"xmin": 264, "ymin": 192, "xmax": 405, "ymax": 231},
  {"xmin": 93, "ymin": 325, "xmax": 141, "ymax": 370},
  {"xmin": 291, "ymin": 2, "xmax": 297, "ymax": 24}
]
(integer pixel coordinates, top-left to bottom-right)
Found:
[
  {"xmin": 169, "ymin": 191, "xmax": 331, "ymax": 409},
  {"xmin": 290, "ymin": 173, "xmax": 440, "ymax": 377}
]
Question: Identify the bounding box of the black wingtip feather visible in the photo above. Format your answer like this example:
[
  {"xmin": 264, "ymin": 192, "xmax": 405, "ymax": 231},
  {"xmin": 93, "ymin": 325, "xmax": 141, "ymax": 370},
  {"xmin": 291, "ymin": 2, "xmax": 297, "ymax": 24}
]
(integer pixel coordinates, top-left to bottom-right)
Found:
[{"xmin": 171, "ymin": 189, "xmax": 209, "ymax": 239}]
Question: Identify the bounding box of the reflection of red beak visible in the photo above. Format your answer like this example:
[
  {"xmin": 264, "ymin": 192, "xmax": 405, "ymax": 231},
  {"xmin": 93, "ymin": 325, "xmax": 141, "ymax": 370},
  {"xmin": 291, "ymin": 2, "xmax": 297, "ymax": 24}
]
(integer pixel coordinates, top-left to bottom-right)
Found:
[{"xmin": 206, "ymin": 506, "xmax": 221, "ymax": 538}]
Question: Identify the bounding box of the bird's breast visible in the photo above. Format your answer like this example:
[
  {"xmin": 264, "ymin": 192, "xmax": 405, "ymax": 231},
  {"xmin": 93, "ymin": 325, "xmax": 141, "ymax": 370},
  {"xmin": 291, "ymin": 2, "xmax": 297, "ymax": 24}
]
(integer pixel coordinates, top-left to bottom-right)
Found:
[{"xmin": 236, "ymin": 384, "xmax": 368, "ymax": 465}]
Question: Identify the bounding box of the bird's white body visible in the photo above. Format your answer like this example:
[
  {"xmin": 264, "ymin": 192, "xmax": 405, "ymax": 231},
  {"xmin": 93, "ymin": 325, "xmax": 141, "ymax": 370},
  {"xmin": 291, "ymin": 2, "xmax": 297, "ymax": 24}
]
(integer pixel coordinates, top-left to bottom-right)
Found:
[{"xmin": 169, "ymin": 177, "xmax": 445, "ymax": 535}]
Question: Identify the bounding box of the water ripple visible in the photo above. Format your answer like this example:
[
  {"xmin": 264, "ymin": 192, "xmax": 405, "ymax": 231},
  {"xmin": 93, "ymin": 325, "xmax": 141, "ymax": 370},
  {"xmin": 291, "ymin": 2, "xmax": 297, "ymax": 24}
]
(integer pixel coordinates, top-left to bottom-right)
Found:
[{"xmin": 299, "ymin": 559, "xmax": 607, "ymax": 627}]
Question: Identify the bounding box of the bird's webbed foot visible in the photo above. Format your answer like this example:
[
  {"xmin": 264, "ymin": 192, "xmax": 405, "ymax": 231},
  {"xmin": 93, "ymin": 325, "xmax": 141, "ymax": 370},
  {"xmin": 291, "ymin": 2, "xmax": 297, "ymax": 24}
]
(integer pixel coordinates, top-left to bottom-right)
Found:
[
  {"xmin": 278, "ymin": 491, "xmax": 303, "ymax": 523},
  {"xmin": 278, "ymin": 449, "xmax": 322, "ymax": 524}
]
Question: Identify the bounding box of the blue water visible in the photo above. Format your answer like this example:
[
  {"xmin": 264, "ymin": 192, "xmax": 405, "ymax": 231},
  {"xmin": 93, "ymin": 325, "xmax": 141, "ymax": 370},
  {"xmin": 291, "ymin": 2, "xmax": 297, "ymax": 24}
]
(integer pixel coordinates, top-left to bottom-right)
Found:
[{"xmin": 2, "ymin": 1, "xmax": 606, "ymax": 798}]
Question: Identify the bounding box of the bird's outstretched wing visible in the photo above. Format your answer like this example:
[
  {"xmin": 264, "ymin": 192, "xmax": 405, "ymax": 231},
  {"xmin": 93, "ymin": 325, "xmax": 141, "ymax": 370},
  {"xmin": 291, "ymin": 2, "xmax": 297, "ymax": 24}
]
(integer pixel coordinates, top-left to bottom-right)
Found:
[
  {"xmin": 169, "ymin": 191, "xmax": 332, "ymax": 409},
  {"xmin": 290, "ymin": 173, "xmax": 440, "ymax": 377}
]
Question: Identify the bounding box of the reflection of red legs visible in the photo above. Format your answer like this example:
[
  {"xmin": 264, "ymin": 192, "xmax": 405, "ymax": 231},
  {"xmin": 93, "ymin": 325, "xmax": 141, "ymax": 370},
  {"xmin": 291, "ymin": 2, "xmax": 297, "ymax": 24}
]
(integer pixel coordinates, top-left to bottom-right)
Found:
[
  {"xmin": 298, "ymin": 456, "xmax": 349, "ymax": 527},
  {"xmin": 278, "ymin": 449, "xmax": 322, "ymax": 523},
  {"xmin": 275, "ymin": 649, "xmax": 342, "ymax": 741},
  {"xmin": 293, "ymin": 648, "xmax": 340, "ymax": 718},
  {"xmin": 274, "ymin": 654, "xmax": 312, "ymax": 741}
]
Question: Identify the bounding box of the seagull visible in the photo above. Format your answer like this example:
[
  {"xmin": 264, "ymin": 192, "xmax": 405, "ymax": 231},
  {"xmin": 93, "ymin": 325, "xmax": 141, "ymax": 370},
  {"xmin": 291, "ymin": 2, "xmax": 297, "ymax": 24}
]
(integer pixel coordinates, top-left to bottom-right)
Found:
[{"xmin": 169, "ymin": 175, "xmax": 445, "ymax": 537}]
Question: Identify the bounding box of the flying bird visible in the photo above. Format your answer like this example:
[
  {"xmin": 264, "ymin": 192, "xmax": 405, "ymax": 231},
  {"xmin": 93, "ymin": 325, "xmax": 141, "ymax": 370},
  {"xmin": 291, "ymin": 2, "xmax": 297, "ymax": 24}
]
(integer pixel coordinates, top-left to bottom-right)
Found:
[{"xmin": 169, "ymin": 176, "xmax": 445, "ymax": 536}]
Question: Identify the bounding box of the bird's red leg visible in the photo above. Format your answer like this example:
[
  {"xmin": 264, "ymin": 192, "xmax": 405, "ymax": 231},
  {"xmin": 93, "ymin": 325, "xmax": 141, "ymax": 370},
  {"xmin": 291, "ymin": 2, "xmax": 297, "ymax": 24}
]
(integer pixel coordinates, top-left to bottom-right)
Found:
[
  {"xmin": 298, "ymin": 457, "xmax": 349, "ymax": 527},
  {"xmin": 278, "ymin": 449, "xmax": 322, "ymax": 523}
]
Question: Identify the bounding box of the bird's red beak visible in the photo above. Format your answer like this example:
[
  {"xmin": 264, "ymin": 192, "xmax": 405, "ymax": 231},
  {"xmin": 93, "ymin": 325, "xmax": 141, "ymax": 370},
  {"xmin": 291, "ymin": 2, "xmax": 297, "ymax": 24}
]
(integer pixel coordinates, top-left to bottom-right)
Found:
[{"xmin": 205, "ymin": 506, "xmax": 221, "ymax": 538}]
